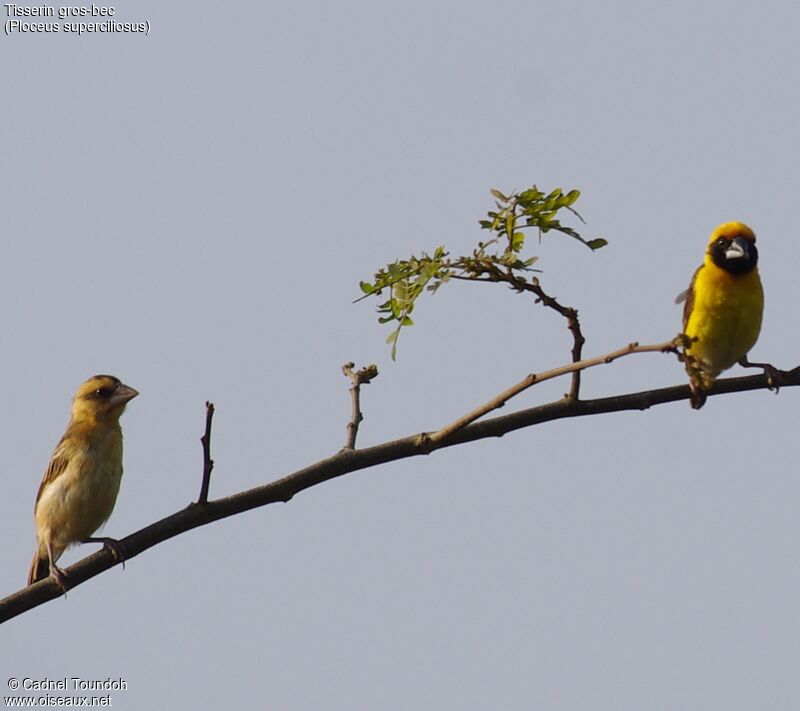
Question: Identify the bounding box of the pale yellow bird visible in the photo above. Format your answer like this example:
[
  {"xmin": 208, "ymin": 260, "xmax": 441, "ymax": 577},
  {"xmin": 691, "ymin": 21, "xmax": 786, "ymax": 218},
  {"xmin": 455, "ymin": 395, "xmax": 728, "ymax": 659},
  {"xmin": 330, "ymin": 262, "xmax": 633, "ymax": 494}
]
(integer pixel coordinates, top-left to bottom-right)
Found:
[{"xmin": 28, "ymin": 375, "xmax": 138, "ymax": 588}]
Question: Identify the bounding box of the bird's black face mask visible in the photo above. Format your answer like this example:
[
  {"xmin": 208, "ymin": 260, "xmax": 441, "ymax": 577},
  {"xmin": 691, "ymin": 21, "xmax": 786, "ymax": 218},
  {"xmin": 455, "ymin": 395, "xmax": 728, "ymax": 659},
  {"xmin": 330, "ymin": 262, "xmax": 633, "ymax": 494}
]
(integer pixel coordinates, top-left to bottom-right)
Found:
[{"xmin": 709, "ymin": 235, "xmax": 758, "ymax": 276}]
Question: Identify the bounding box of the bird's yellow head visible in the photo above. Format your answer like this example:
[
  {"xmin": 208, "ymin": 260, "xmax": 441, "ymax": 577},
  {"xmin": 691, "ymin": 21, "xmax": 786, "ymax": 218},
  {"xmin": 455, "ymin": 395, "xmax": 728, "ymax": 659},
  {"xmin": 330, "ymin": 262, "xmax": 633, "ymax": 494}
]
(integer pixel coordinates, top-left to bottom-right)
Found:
[
  {"xmin": 706, "ymin": 221, "xmax": 758, "ymax": 276},
  {"xmin": 71, "ymin": 375, "xmax": 139, "ymax": 425}
]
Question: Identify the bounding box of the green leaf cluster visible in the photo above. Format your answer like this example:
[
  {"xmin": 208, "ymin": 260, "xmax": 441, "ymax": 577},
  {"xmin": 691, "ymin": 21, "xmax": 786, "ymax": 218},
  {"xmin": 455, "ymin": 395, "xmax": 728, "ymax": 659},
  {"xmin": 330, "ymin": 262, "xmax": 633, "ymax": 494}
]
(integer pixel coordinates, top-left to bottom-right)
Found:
[
  {"xmin": 358, "ymin": 247, "xmax": 451, "ymax": 359},
  {"xmin": 358, "ymin": 185, "xmax": 606, "ymax": 358},
  {"xmin": 479, "ymin": 187, "xmax": 607, "ymax": 252}
]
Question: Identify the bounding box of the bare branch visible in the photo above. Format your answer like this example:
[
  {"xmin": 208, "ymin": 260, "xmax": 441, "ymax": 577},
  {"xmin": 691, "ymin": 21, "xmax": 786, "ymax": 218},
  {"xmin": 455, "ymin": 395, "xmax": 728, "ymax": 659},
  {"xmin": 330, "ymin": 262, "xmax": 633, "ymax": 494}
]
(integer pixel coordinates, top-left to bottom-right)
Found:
[
  {"xmin": 527, "ymin": 277, "xmax": 585, "ymax": 399},
  {"xmin": 2, "ymin": 360, "xmax": 794, "ymax": 624},
  {"xmin": 341, "ymin": 362, "xmax": 379, "ymax": 449},
  {"xmin": 197, "ymin": 402, "xmax": 215, "ymax": 505},
  {"xmin": 425, "ymin": 338, "xmax": 680, "ymax": 445}
]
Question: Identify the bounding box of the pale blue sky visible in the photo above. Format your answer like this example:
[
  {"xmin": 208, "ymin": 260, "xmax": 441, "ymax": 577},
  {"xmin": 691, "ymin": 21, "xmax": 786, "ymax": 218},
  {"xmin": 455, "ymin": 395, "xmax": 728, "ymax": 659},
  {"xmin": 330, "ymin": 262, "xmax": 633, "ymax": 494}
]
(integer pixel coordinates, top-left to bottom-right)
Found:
[{"xmin": 2, "ymin": 2, "xmax": 800, "ymax": 709}]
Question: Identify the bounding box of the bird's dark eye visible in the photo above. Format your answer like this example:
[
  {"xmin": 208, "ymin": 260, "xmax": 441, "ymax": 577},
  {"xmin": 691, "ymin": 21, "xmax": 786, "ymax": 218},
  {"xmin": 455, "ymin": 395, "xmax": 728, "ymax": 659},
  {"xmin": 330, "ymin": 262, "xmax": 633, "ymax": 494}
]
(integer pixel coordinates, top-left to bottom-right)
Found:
[
  {"xmin": 94, "ymin": 387, "xmax": 114, "ymax": 399},
  {"xmin": 717, "ymin": 238, "xmax": 728, "ymax": 247}
]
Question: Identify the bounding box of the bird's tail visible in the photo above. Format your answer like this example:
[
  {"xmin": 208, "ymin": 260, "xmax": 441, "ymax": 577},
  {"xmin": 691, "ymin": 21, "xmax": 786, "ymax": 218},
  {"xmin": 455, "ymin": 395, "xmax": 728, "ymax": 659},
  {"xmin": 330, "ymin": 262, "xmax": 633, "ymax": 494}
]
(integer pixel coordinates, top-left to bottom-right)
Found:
[
  {"xmin": 27, "ymin": 549, "xmax": 49, "ymax": 585},
  {"xmin": 689, "ymin": 382, "xmax": 708, "ymax": 409}
]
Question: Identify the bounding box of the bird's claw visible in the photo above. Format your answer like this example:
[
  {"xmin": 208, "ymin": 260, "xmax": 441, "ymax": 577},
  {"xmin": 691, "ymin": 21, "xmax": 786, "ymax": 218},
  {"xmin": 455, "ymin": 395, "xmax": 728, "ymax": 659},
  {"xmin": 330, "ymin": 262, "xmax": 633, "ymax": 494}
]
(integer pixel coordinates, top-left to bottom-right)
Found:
[
  {"xmin": 84, "ymin": 536, "xmax": 127, "ymax": 570},
  {"xmin": 738, "ymin": 358, "xmax": 784, "ymax": 394},
  {"xmin": 763, "ymin": 364, "xmax": 784, "ymax": 394},
  {"xmin": 49, "ymin": 563, "xmax": 69, "ymax": 593}
]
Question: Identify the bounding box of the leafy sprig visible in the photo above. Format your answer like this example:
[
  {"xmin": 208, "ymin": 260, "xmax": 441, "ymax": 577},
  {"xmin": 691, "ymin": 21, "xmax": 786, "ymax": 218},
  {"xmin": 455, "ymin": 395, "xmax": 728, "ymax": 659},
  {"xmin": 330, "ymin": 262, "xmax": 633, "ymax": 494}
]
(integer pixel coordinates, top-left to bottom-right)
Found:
[{"xmin": 358, "ymin": 185, "xmax": 606, "ymax": 358}]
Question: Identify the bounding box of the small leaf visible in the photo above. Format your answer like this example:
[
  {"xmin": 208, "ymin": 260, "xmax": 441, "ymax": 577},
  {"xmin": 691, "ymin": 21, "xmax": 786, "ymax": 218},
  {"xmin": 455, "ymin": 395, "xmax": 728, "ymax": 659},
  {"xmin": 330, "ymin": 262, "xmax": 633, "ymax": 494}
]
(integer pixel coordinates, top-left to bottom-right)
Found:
[
  {"xmin": 519, "ymin": 187, "xmax": 543, "ymax": 203},
  {"xmin": 505, "ymin": 214, "xmax": 516, "ymax": 239},
  {"xmin": 393, "ymin": 279, "xmax": 409, "ymax": 301},
  {"xmin": 586, "ymin": 238, "xmax": 608, "ymax": 250},
  {"xmin": 490, "ymin": 188, "xmax": 508, "ymax": 201},
  {"xmin": 543, "ymin": 193, "xmax": 559, "ymax": 211}
]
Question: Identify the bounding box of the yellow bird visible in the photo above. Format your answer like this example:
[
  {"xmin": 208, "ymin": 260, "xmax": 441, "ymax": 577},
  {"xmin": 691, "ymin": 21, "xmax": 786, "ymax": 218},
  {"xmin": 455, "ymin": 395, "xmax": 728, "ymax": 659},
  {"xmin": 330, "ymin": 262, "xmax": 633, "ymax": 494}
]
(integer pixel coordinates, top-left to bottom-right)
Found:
[
  {"xmin": 28, "ymin": 375, "xmax": 139, "ymax": 588},
  {"xmin": 678, "ymin": 222, "xmax": 764, "ymax": 409}
]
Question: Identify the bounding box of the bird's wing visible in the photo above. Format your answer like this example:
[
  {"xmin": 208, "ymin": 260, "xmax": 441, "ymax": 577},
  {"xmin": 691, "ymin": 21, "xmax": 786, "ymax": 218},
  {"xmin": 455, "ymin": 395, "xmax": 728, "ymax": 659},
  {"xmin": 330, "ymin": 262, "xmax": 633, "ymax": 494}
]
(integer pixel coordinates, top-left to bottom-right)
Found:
[
  {"xmin": 33, "ymin": 435, "xmax": 71, "ymax": 508},
  {"xmin": 676, "ymin": 265, "xmax": 702, "ymax": 330}
]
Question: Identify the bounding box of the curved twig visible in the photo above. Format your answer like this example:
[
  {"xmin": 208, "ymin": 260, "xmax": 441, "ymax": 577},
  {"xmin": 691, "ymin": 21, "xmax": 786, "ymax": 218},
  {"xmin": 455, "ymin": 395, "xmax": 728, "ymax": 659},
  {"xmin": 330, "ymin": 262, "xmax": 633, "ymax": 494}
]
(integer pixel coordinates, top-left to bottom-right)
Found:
[{"xmin": 424, "ymin": 338, "xmax": 678, "ymax": 445}]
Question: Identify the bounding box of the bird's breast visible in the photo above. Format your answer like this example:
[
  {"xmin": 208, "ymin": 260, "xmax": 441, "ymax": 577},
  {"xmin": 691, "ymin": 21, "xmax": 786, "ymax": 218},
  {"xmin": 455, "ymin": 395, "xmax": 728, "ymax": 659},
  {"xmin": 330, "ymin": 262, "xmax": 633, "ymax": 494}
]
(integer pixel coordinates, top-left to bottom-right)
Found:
[{"xmin": 684, "ymin": 265, "xmax": 764, "ymax": 376}]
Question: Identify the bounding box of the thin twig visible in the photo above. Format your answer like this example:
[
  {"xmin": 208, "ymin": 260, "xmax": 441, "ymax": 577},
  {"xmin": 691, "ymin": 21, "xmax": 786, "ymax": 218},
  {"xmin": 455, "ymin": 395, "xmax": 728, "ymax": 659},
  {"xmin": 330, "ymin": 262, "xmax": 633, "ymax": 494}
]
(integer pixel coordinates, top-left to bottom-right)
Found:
[
  {"xmin": 2, "ymin": 361, "xmax": 794, "ymax": 623},
  {"xmin": 341, "ymin": 362, "xmax": 379, "ymax": 449},
  {"xmin": 527, "ymin": 277, "xmax": 584, "ymax": 399},
  {"xmin": 197, "ymin": 401, "xmax": 215, "ymax": 504},
  {"xmin": 424, "ymin": 338, "xmax": 679, "ymax": 445}
]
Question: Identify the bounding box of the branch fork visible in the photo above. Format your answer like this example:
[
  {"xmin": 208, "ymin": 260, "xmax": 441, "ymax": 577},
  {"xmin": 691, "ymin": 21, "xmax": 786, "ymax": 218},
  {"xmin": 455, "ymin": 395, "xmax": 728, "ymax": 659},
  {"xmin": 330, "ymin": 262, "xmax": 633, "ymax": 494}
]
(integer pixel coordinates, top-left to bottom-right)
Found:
[
  {"xmin": 341, "ymin": 363, "xmax": 379, "ymax": 450},
  {"xmin": 424, "ymin": 337, "xmax": 682, "ymax": 445}
]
